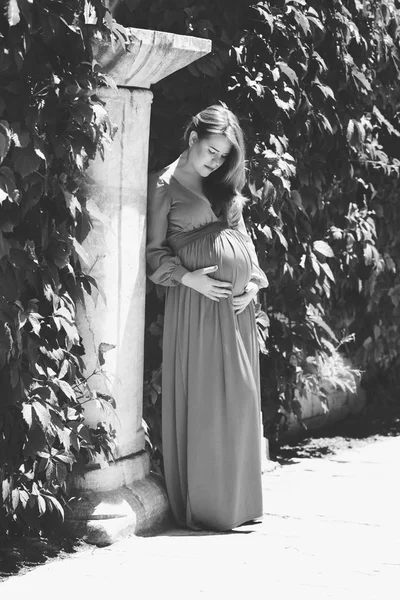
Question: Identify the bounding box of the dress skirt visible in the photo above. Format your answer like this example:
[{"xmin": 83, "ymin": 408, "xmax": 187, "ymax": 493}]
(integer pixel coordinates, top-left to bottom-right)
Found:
[{"xmin": 162, "ymin": 222, "xmax": 263, "ymax": 531}]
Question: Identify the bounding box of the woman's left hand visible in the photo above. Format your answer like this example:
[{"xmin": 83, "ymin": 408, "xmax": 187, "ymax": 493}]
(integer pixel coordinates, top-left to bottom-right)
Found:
[{"xmin": 232, "ymin": 281, "xmax": 259, "ymax": 315}]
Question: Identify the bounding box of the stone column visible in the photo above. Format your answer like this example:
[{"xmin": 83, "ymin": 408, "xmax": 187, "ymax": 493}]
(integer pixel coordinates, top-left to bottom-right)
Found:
[{"xmin": 66, "ymin": 26, "xmax": 211, "ymax": 545}]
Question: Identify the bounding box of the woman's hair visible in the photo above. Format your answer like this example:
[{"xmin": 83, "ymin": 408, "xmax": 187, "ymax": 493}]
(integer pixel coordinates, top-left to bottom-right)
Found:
[{"xmin": 183, "ymin": 104, "xmax": 247, "ymax": 219}]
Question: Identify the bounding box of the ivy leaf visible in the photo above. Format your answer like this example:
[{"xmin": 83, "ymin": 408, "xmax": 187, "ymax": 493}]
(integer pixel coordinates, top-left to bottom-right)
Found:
[
  {"xmin": 63, "ymin": 189, "xmax": 81, "ymax": 218},
  {"xmin": 307, "ymin": 15, "xmax": 325, "ymax": 32},
  {"xmin": 321, "ymin": 262, "xmax": 335, "ymax": 282},
  {"xmin": 56, "ymin": 424, "xmax": 71, "ymax": 452},
  {"xmin": 11, "ymin": 122, "xmax": 30, "ymax": 148},
  {"xmin": 9, "ymin": 248, "xmax": 38, "ymax": 270},
  {"xmin": 363, "ymin": 243, "xmax": 380, "ymax": 266},
  {"xmin": 42, "ymin": 493, "xmax": 64, "ymax": 518},
  {"xmin": 352, "ymin": 69, "xmax": 372, "ymax": 93},
  {"xmin": 69, "ymin": 101, "xmax": 94, "ymax": 124},
  {"xmin": 0, "ymin": 231, "xmax": 11, "ymax": 259},
  {"xmin": 55, "ymin": 451, "xmax": 75, "ymax": 465},
  {"xmin": 0, "ymin": 182, "xmax": 8, "ymax": 203},
  {"xmin": 0, "ymin": 121, "xmax": 11, "ymax": 163},
  {"xmin": 7, "ymin": 0, "xmax": 20, "ymax": 26},
  {"xmin": 277, "ymin": 62, "xmax": 298, "ymax": 86},
  {"xmin": 261, "ymin": 225, "xmax": 273, "ymax": 240},
  {"xmin": 0, "ymin": 166, "xmax": 17, "ymax": 204},
  {"xmin": 98, "ymin": 342, "xmax": 116, "ymax": 366},
  {"xmin": 13, "ymin": 145, "xmax": 43, "ymax": 177},
  {"xmin": 308, "ymin": 313, "xmax": 338, "ymax": 342},
  {"xmin": 253, "ymin": 5, "xmax": 274, "ymax": 32},
  {"xmin": 58, "ymin": 359, "xmax": 70, "ymax": 380},
  {"xmin": 32, "ymin": 400, "xmax": 52, "ymax": 432},
  {"xmin": 310, "ymin": 252, "xmax": 320, "ymax": 276},
  {"xmin": 0, "ymin": 321, "xmax": 13, "ymax": 369},
  {"xmin": 316, "ymin": 113, "xmax": 333, "ymax": 135},
  {"xmin": 273, "ymin": 226, "xmax": 288, "ymax": 250},
  {"xmin": 12, "ymin": 488, "xmax": 20, "ymax": 510},
  {"xmin": 314, "ymin": 81, "xmax": 335, "ymax": 101},
  {"xmin": 97, "ymin": 391, "xmax": 116, "ymax": 409},
  {"xmin": 24, "ymin": 425, "xmax": 47, "ymax": 460},
  {"xmin": 34, "ymin": 146, "xmax": 47, "ymax": 163},
  {"xmin": 292, "ymin": 8, "xmax": 310, "ymax": 36},
  {"xmin": 330, "ymin": 226, "xmax": 344, "ymax": 240},
  {"xmin": 17, "ymin": 0, "xmax": 33, "ymax": 28},
  {"xmin": 290, "ymin": 190, "xmax": 305, "ymax": 212},
  {"xmin": 18, "ymin": 490, "xmax": 29, "ymax": 509},
  {"xmin": 2, "ymin": 479, "xmax": 10, "ymax": 502},
  {"xmin": 22, "ymin": 403, "xmax": 34, "ymax": 428},
  {"xmin": 22, "ymin": 179, "xmax": 44, "ymax": 215},
  {"xmin": 54, "ymin": 378, "xmax": 76, "ymax": 401},
  {"xmin": 313, "ymin": 240, "xmax": 334, "ymax": 258},
  {"xmin": 85, "ymin": 198, "xmax": 111, "ymax": 227},
  {"xmin": 72, "ymin": 238, "xmax": 91, "ymax": 267},
  {"xmin": 28, "ymin": 314, "xmax": 42, "ymax": 335},
  {"xmin": 55, "ymin": 462, "xmax": 68, "ymax": 485},
  {"xmin": 36, "ymin": 494, "xmax": 46, "ymax": 516}
]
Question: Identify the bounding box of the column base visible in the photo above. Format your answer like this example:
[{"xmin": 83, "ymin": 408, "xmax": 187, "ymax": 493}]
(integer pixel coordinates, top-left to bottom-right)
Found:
[{"xmin": 64, "ymin": 473, "xmax": 171, "ymax": 546}]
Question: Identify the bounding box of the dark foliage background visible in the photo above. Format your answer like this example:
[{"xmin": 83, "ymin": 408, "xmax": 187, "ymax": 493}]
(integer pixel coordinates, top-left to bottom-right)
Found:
[{"xmin": 115, "ymin": 0, "xmax": 400, "ymax": 465}]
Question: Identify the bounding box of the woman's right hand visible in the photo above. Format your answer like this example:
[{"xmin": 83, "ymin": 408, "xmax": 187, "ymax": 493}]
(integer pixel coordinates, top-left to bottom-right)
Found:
[{"xmin": 181, "ymin": 266, "xmax": 232, "ymax": 301}]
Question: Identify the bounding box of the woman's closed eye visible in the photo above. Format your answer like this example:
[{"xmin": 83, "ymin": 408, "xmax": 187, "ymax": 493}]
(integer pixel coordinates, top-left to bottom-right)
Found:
[{"xmin": 209, "ymin": 149, "xmax": 228, "ymax": 160}]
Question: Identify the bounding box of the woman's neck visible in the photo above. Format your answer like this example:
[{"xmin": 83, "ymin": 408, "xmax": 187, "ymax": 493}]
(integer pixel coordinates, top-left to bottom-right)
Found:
[{"xmin": 174, "ymin": 153, "xmax": 203, "ymax": 190}]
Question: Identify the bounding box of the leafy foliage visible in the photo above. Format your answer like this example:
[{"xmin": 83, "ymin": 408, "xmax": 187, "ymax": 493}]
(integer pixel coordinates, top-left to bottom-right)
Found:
[
  {"xmin": 0, "ymin": 0, "xmax": 117, "ymax": 534},
  {"xmin": 116, "ymin": 0, "xmax": 400, "ymax": 459}
]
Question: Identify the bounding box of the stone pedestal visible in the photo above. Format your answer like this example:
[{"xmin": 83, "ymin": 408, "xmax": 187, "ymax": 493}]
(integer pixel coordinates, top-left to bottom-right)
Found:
[{"xmin": 65, "ymin": 25, "xmax": 211, "ymax": 545}]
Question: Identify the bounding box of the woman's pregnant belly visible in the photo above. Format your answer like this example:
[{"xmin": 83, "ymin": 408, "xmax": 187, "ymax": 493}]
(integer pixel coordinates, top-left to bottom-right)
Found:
[{"xmin": 177, "ymin": 228, "xmax": 252, "ymax": 296}]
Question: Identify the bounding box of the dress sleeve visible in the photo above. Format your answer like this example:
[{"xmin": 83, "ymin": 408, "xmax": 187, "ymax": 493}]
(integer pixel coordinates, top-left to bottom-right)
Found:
[
  {"xmin": 146, "ymin": 176, "xmax": 189, "ymax": 286},
  {"xmin": 229, "ymin": 197, "xmax": 269, "ymax": 290}
]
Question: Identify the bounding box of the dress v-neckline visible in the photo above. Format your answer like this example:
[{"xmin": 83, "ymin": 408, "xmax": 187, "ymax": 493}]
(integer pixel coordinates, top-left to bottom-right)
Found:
[
  {"xmin": 170, "ymin": 174, "xmax": 221, "ymax": 221},
  {"xmin": 171, "ymin": 174, "xmax": 209, "ymax": 204}
]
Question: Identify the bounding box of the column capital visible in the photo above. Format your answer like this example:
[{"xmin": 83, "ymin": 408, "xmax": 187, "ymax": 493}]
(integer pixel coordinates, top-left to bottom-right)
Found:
[{"xmin": 91, "ymin": 25, "xmax": 212, "ymax": 88}]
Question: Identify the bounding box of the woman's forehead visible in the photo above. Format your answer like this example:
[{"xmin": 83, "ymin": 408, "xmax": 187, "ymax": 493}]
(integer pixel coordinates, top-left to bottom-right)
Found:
[{"xmin": 203, "ymin": 133, "xmax": 232, "ymax": 153}]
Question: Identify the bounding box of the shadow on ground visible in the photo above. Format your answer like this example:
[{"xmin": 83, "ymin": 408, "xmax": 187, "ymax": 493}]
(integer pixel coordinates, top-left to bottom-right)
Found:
[
  {"xmin": 158, "ymin": 518, "xmax": 263, "ymax": 537},
  {"xmin": 271, "ymin": 410, "xmax": 400, "ymax": 464},
  {"xmin": 0, "ymin": 537, "xmax": 90, "ymax": 582}
]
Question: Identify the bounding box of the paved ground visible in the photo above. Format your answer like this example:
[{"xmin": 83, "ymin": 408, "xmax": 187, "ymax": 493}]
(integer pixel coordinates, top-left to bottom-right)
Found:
[{"xmin": 1, "ymin": 436, "xmax": 399, "ymax": 599}]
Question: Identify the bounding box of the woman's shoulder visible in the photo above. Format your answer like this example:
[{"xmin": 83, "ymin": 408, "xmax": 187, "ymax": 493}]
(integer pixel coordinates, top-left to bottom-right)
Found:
[
  {"xmin": 147, "ymin": 167, "xmax": 176, "ymax": 209},
  {"xmin": 148, "ymin": 164, "xmax": 177, "ymax": 192}
]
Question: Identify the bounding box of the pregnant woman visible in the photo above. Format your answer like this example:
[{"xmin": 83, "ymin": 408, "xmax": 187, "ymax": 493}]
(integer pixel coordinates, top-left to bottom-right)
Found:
[{"xmin": 146, "ymin": 104, "xmax": 268, "ymax": 531}]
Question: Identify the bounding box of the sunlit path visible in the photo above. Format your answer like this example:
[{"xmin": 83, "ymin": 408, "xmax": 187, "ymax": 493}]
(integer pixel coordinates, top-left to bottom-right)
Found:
[{"xmin": 1, "ymin": 436, "xmax": 398, "ymax": 599}]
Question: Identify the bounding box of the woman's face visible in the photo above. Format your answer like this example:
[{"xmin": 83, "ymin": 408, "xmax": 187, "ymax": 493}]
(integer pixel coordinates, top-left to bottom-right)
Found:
[{"xmin": 188, "ymin": 133, "xmax": 233, "ymax": 178}]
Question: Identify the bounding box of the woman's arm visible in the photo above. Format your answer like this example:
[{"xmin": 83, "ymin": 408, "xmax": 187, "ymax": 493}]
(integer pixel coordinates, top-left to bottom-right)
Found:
[{"xmin": 146, "ymin": 177, "xmax": 190, "ymax": 286}]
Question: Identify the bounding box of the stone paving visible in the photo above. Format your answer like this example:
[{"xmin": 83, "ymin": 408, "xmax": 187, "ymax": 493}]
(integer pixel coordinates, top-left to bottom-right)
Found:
[{"xmin": 1, "ymin": 436, "xmax": 399, "ymax": 599}]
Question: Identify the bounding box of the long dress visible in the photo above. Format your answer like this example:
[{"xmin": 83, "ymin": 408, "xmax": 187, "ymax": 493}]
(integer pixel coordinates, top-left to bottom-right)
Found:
[{"xmin": 146, "ymin": 165, "xmax": 268, "ymax": 531}]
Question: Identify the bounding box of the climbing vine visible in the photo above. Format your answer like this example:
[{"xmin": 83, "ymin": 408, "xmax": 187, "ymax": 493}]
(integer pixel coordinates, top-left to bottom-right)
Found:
[{"xmin": 0, "ymin": 0, "xmax": 116, "ymax": 534}]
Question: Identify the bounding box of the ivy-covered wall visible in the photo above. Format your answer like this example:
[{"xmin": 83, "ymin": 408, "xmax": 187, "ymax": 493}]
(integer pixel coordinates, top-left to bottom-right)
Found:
[
  {"xmin": 0, "ymin": 0, "xmax": 116, "ymax": 534},
  {"xmin": 112, "ymin": 0, "xmax": 400, "ymax": 460}
]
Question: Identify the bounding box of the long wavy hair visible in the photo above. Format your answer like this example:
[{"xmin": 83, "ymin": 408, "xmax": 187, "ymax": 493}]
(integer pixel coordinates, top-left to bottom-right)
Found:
[{"xmin": 182, "ymin": 104, "xmax": 247, "ymax": 220}]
